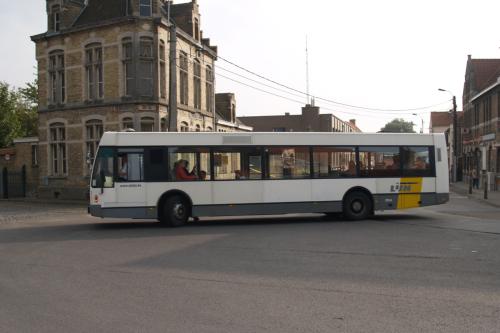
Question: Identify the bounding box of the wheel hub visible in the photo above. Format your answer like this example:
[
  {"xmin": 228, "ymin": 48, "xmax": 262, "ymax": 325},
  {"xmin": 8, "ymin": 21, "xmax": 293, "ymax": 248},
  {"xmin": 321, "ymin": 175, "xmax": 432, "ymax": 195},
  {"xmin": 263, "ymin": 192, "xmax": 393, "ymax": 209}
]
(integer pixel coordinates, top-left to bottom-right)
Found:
[
  {"xmin": 173, "ymin": 203, "xmax": 185, "ymax": 219},
  {"xmin": 352, "ymin": 200, "xmax": 363, "ymax": 213}
]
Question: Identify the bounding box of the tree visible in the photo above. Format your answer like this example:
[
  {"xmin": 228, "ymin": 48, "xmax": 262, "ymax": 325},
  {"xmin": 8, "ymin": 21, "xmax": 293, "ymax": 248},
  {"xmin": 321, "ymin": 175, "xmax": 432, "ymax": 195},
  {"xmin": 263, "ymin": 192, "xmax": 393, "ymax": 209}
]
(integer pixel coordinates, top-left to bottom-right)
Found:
[
  {"xmin": 16, "ymin": 79, "xmax": 39, "ymax": 138},
  {"xmin": 0, "ymin": 82, "xmax": 20, "ymax": 148},
  {"xmin": 380, "ymin": 118, "xmax": 416, "ymax": 133},
  {"xmin": 0, "ymin": 79, "xmax": 38, "ymax": 148}
]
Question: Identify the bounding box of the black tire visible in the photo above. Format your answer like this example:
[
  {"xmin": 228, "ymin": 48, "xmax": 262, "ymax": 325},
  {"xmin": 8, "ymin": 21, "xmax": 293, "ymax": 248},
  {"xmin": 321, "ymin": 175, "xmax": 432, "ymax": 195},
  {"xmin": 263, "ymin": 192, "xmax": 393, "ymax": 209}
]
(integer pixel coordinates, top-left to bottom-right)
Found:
[
  {"xmin": 343, "ymin": 191, "xmax": 373, "ymax": 221},
  {"xmin": 160, "ymin": 195, "xmax": 190, "ymax": 227}
]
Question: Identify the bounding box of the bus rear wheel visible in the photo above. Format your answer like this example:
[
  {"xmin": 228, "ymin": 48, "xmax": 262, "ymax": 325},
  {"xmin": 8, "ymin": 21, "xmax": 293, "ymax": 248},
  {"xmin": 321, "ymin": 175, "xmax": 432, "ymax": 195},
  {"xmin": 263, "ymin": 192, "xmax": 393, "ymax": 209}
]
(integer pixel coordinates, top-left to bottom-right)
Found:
[
  {"xmin": 343, "ymin": 191, "xmax": 372, "ymax": 221},
  {"xmin": 160, "ymin": 195, "xmax": 190, "ymax": 227}
]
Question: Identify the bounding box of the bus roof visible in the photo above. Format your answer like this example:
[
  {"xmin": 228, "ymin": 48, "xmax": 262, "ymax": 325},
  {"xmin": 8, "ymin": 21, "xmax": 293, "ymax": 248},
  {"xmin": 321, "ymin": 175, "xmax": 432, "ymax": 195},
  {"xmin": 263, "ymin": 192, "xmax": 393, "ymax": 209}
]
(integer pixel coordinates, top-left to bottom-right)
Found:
[{"xmin": 99, "ymin": 132, "xmax": 442, "ymax": 147}]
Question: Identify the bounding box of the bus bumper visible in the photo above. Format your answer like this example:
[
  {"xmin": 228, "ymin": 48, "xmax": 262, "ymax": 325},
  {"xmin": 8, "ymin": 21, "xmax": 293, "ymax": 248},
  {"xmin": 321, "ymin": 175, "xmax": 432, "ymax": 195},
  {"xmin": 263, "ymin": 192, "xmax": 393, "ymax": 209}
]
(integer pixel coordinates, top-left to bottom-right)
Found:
[
  {"xmin": 88, "ymin": 205, "xmax": 104, "ymax": 218},
  {"xmin": 88, "ymin": 205, "xmax": 158, "ymax": 219}
]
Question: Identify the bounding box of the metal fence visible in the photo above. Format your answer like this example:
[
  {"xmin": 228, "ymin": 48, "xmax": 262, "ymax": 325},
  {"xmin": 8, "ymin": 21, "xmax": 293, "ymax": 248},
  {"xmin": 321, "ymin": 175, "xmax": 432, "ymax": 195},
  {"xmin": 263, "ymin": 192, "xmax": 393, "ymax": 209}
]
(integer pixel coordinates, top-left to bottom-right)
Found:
[{"xmin": 1, "ymin": 166, "xmax": 26, "ymax": 199}]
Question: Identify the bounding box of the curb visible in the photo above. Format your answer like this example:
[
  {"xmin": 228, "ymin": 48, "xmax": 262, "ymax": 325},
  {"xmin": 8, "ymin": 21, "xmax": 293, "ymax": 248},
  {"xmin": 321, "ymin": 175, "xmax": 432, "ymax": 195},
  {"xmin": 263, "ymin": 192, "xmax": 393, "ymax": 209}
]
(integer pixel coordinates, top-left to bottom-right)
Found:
[
  {"xmin": 0, "ymin": 198, "xmax": 87, "ymax": 207},
  {"xmin": 450, "ymin": 186, "xmax": 500, "ymax": 209}
]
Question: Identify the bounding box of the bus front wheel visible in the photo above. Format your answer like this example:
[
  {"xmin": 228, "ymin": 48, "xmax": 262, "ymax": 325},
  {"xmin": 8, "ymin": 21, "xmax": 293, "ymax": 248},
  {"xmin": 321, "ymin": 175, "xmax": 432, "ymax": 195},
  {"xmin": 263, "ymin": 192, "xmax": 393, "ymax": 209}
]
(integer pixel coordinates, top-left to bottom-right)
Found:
[
  {"xmin": 343, "ymin": 191, "xmax": 372, "ymax": 221},
  {"xmin": 161, "ymin": 195, "xmax": 190, "ymax": 227}
]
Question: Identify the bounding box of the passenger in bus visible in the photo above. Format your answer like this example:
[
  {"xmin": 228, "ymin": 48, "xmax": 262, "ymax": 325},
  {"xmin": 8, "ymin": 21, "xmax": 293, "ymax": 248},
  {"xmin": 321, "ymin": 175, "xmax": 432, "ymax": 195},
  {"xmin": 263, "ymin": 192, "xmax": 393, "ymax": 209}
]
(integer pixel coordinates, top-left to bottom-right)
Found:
[
  {"xmin": 389, "ymin": 155, "xmax": 400, "ymax": 169},
  {"xmin": 199, "ymin": 170, "xmax": 207, "ymax": 180},
  {"xmin": 346, "ymin": 160, "xmax": 356, "ymax": 176},
  {"xmin": 235, "ymin": 170, "xmax": 248, "ymax": 180},
  {"xmin": 415, "ymin": 156, "xmax": 427, "ymax": 169},
  {"xmin": 175, "ymin": 160, "xmax": 198, "ymax": 181},
  {"xmin": 118, "ymin": 155, "xmax": 128, "ymax": 180}
]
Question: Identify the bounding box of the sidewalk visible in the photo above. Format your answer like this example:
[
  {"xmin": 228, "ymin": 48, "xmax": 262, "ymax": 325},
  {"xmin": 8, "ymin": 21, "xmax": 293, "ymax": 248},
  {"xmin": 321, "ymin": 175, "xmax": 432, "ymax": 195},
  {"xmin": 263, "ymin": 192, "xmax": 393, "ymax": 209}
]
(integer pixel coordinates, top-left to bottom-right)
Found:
[{"xmin": 450, "ymin": 181, "xmax": 500, "ymax": 208}]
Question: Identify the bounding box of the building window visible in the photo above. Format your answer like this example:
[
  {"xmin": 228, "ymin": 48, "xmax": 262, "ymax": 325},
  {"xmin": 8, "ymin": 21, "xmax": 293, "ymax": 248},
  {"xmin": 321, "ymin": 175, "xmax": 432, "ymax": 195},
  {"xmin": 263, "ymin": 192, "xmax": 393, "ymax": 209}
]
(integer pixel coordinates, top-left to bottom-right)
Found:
[
  {"xmin": 122, "ymin": 37, "xmax": 134, "ymax": 96},
  {"xmin": 160, "ymin": 117, "xmax": 167, "ymax": 132},
  {"xmin": 86, "ymin": 120, "xmax": 104, "ymax": 168},
  {"xmin": 273, "ymin": 128, "xmax": 286, "ymax": 132},
  {"xmin": 180, "ymin": 121, "xmax": 189, "ymax": 132},
  {"xmin": 159, "ymin": 40, "xmax": 166, "ymax": 99},
  {"xmin": 141, "ymin": 117, "xmax": 155, "ymax": 132},
  {"xmin": 51, "ymin": 5, "xmax": 61, "ymax": 32},
  {"xmin": 139, "ymin": 0, "xmax": 152, "ymax": 17},
  {"xmin": 206, "ymin": 126, "xmax": 213, "ymax": 132},
  {"xmin": 193, "ymin": 60, "xmax": 201, "ymax": 109},
  {"xmin": 195, "ymin": 124, "xmax": 201, "ymax": 132},
  {"xmin": 48, "ymin": 50, "xmax": 65, "ymax": 104},
  {"xmin": 31, "ymin": 145, "xmax": 38, "ymax": 167},
  {"xmin": 49, "ymin": 123, "xmax": 67, "ymax": 176},
  {"xmin": 473, "ymin": 103, "xmax": 479, "ymax": 135},
  {"xmin": 122, "ymin": 117, "xmax": 134, "ymax": 130},
  {"xmin": 139, "ymin": 37, "xmax": 154, "ymax": 97},
  {"xmin": 85, "ymin": 43, "xmax": 104, "ymax": 101},
  {"xmin": 206, "ymin": 66, "xmax": 213, "ymax": 113},
  {"xmin": 484, "ymin": 96, "xmax": 492, "ymax": 133},
  {"xmin": 194, "ymin": 18, "xmax": 200, "ymax": 41},
  {"xmin": 179, "ymin": 52, "xmax": 188, "ymax": 105}
]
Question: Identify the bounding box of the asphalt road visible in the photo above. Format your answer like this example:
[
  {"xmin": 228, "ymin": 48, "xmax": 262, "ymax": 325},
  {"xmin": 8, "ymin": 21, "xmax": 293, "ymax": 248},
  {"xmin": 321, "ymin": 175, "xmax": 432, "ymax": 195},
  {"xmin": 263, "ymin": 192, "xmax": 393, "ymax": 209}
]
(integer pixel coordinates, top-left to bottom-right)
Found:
[{"xmin": 0, "ymin": 194, "xmax": 499, "ymax": 333}]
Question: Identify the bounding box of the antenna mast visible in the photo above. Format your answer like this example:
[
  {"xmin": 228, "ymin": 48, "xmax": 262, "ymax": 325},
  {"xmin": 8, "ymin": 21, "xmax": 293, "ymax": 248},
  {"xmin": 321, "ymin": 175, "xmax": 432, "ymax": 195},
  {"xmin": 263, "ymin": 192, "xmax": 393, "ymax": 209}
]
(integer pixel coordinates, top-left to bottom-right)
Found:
[{"xmin": 306, "ymin": 35, "xmax": 310, "ymax": 105}]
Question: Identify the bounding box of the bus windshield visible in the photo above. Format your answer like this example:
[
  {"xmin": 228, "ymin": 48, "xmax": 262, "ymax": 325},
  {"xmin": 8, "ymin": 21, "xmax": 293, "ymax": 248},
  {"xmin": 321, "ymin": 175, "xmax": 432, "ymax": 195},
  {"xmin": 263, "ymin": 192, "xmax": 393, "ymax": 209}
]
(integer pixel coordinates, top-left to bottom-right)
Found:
[{"xmin": 91, "ymin": 147, "xmax": 114, "ymax": 188}]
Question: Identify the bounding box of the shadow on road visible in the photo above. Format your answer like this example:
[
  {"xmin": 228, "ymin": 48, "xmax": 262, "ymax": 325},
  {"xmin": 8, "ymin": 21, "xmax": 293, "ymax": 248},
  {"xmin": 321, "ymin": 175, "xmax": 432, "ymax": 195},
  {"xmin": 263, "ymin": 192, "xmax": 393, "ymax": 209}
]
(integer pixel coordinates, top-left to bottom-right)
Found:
[{"xmin": 0, "ymin": 213, "xmax": 430, "ymax": 244}]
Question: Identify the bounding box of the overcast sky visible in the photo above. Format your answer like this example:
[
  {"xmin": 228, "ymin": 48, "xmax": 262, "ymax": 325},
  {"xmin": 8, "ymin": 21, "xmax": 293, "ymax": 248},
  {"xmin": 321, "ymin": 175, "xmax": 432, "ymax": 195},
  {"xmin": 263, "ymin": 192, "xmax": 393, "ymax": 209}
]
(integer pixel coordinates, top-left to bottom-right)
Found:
[{"xmin": 2, "ymin": 0, "xmax": 500, "ymax": 132}]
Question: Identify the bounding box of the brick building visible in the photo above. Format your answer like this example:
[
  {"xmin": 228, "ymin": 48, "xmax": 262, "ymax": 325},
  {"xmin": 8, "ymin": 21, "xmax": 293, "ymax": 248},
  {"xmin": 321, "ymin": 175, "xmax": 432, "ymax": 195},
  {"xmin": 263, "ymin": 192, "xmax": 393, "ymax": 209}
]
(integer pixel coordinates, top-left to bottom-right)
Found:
[
  {"xmin": 27, "ymin": 0, "xmax": 242, "ymax": 200},
  {"xmin": 462, "ymin": 55, "xmax": 500, "ymax": 189},
  {"xmin": 238, "ymin": 104, "xmax": 361, "ymax": 133},
  {"xmin": 0, "ymin": 138, "xmax": 39, "ymax": 198},
  {"xmin": 215, "ymin": 93, "xmax": 252, "ymax": 132}
]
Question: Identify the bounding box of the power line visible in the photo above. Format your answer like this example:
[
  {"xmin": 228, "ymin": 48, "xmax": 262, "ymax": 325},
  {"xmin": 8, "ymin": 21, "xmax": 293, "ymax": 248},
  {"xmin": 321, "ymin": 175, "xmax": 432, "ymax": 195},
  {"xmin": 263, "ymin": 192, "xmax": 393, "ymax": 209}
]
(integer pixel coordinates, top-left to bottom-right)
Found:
[
  {"xmin": 216, "ymin": 65, "xmax": 438, "ymax": 116},
  {"xmin": 216, "ymin": 54, "xmax": 452, "ymax": 112},
  {"xmin": 216, "ymin": 72, "xmax": 409, "ymax": 119}
]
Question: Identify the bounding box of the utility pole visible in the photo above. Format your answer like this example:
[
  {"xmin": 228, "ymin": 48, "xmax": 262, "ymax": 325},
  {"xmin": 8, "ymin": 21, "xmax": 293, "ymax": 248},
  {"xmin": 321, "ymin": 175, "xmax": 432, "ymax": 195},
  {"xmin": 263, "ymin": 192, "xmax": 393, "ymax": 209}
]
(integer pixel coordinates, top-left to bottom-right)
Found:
[
  {"xmin": 305, "ymin": 36, "xmax": 310, "ymax": 105},
  {"xmin": 452, "ymin": 95, "xmax": 458, "ymax": 183},
  {"xmin": 168, "ymin": 23, "xmax": 178, "ymax": 132}
]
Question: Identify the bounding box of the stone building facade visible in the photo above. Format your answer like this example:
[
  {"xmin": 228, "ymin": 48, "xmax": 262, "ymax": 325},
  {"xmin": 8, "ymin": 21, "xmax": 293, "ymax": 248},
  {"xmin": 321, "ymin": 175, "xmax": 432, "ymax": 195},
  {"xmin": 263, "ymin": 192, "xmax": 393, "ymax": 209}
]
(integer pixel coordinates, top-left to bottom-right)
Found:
[
  {"xmin": 462, "ymin": 55, "xmax": 500, "ymax": 189},
  {"xmin": 238, "ymin": 104, "xmax": 361, "ymax": 133},
  {"xmin": 30, "ymin": 0, "xmax": 228, "ymax": 200}
]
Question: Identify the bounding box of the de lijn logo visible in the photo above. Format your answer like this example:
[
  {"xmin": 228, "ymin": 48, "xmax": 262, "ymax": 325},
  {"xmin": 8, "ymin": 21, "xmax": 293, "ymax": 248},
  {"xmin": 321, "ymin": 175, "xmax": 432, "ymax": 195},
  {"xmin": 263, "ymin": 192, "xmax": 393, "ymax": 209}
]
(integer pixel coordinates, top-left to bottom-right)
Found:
[{"xmin": 390, "ymin": 182, "xmax": 415, "ymax": 193}]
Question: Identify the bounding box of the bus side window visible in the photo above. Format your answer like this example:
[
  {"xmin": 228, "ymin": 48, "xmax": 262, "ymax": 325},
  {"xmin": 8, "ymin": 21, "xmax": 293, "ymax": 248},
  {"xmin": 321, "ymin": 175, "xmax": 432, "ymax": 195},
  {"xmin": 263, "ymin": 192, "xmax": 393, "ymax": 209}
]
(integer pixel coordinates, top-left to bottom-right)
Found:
[
  {"xmin": 168, "ymin": 148, "xmax": 211, "ymax": 181},
  {"xmin": 266, "ymin": 147, "xmax": 310, "ymax": 179},
  {"xmin": 402, "ymin": 146, "xmax": 434, "ymax": 177},
  {"xmin": 358, "ymin": 147, "xmax": 401, "ymax": 177},
  {"xmin": 213, "ymin": 147, "xmax": 262, "ymax": 180},
  {"xmin": 117, "ymin": 149, "xmax": 144, "ymax": 182},
  {"xmin": 145, "ymin": 148, "xmax": 168, "ymax": 182}
]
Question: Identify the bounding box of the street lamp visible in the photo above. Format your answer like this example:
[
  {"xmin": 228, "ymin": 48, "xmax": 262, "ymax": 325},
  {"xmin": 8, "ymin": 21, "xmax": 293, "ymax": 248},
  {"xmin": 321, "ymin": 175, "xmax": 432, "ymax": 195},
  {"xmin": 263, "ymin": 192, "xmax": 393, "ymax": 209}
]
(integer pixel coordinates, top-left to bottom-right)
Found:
[
  {"xmin": 412, "ymin": 113, "xmax": 424, "ymax": 134},
  {"xmin": 438, "ymin": 88, "xmax": 458, "ymax": 183}
]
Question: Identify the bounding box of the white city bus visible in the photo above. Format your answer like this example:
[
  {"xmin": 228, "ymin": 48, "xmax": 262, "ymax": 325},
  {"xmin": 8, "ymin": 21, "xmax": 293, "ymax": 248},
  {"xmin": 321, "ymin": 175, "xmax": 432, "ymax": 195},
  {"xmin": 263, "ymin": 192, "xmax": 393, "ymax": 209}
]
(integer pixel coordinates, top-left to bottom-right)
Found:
[{"xmin": 89, "ymin": 132, "xmax": 449, "ymax": 226}]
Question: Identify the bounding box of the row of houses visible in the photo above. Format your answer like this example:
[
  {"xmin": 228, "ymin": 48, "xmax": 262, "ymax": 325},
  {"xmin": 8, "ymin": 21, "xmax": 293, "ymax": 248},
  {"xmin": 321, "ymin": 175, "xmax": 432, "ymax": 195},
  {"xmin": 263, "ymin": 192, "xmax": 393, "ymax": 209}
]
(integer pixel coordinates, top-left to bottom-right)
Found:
[
  {"xmin": 430, "ymin": 55, "xmax": 500, "ymax": 190},
  {"xmin": 0, "ymin": 0, "xmax": 360, "ymax": 201}
]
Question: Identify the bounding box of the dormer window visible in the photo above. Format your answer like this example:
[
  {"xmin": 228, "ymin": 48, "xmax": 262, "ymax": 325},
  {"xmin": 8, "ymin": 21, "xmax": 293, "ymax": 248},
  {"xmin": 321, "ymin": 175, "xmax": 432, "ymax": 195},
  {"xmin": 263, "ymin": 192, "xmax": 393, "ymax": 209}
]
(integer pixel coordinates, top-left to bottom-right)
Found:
[
  {"xmin": 51, "ymin": 5, "xmax": 61, "ymax": 32},
  {"xmin": 194, "ymin": 18, "xmax": 200, "ymax": 41},
  {"xmin": 139, "ymin": 0, "xmax": 152, "ymax": 17}
]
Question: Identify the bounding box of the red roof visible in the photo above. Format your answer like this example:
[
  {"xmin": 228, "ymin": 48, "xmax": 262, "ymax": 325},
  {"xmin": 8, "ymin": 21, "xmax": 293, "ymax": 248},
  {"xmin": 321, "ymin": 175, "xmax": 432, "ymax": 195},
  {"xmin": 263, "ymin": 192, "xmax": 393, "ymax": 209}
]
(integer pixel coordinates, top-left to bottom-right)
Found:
[
  {"xmin": 470, "ymin": 59, "xmax": 500, "ymax": 92},
  {"xmin": 430, "ymin": 112, "xmax": 451, "ymax": 128}
]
